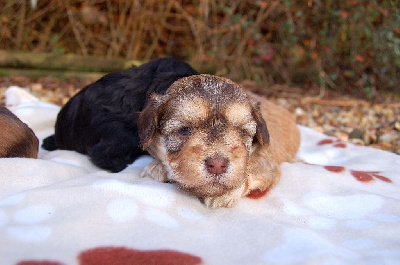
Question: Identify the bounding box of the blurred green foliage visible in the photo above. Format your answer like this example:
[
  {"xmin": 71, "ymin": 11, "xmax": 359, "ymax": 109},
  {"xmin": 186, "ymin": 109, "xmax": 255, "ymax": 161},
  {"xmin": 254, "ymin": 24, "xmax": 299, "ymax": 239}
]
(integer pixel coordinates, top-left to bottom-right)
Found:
[
  {"xmin": 0, "ymin": 0, "xmax": 398, "ymax": 97},
  {"xmin": 281, "ymin": 0, "xmax": 400, "ymax": 96}
]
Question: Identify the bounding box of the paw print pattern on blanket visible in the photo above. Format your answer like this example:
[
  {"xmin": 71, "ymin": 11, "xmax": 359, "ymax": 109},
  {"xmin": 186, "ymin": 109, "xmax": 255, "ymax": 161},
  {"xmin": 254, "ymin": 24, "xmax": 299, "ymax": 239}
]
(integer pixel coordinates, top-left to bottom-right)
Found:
[
  {"xmin": 0, "ymin": 193, "xmax": 54, "ymax": 242},
  {"xmin": 264, "ymin": 191, "xmax": 400, "ymax": 264},
  {"xmin": 324, "ymin": 165, "xmax": 393, "ymax": 183},
  {"xmin": 17, "ymin": 246, "xmax": 203, "ymax": 265},
  {"xmin": 301, "ymin": 161, "xmax": 393, "ymax": 184},
  {"xmin": 262, "ymin": 228, "xmax": 357, "ymax": 263},
  {"xmin": 314, "ymin": 137, "xmax": 393, "ymax": 184},
  {"xmin": 93, "ymin": 179, "xmax": 206, "ymax": 229},
  {"xmin": 3, "ymin": 86, "xmax": 399, "ymax": 265},
  {"xmin": 78, "ymin": 246, "xmax": 202, "ymax": 265},
  {"xmin": 285, "ymin": 161, "xmax": 397, "ymax": 230},
  {"xmin": 317, "ymin": 138, "xmax": 347, "ymax": 148},
  {"xmin": 282, "ymin": 191, "xmax": 400, "ymax": 231},
  {"xmin": 303, "ymin": 191, "xmax": 386, "ymax": 229},
  {"xmin": 350, "ymin": 170, "xmax": 392, "ymax": 183}
]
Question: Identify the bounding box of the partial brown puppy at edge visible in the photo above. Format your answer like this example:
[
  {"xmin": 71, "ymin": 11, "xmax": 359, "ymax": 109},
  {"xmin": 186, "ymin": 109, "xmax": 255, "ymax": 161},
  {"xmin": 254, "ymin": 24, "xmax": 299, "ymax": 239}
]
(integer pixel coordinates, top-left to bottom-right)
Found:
[
  {"xmin": 0, "ymin": 106, "xmax": 39, "ymax": 159},
  {"xmin": 138, "ymin": 74, "xmax": 300, "ymax": 208}
]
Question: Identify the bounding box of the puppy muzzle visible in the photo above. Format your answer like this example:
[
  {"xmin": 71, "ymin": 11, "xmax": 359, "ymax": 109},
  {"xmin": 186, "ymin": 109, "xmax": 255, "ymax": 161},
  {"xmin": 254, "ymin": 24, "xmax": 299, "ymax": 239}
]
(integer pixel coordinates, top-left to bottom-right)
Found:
[{"xmin": 205, "ymin": 155, "xmax": 229, "ymax": 175}]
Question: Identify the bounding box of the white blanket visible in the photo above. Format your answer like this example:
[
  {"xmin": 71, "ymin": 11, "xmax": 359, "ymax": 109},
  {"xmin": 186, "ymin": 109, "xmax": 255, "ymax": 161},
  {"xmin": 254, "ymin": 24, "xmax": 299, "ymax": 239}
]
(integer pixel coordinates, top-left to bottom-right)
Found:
[{"xmin": 1, "ymin": 86, "xmax": 399, "ymax": 265}]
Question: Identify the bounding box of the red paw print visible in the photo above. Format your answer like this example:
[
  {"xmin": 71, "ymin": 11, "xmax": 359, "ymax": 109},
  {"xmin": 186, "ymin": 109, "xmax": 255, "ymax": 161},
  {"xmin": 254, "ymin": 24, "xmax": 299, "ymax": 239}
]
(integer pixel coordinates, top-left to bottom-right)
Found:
[
  {"xmin": 323, "ymin": 165, "xmax": 392, "ymax": 183},
  {"xmin": 17, "ymin": 247, "xmax": 202, "ymax": 265},
  {"xmin": 317, "ymin": 138, "xmax": 347, "ymax": 148},
  {"xmin": 350, "ymin": 170, "xmax": 392, "ymax": 183}
]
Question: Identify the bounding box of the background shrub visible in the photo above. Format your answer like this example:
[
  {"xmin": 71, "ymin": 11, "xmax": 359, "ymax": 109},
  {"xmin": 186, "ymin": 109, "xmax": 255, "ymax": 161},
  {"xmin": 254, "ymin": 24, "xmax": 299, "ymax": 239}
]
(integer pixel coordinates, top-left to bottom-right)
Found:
[{"xmin": 0, "ymin": 0, "xmax": 398, "ymax": 96}]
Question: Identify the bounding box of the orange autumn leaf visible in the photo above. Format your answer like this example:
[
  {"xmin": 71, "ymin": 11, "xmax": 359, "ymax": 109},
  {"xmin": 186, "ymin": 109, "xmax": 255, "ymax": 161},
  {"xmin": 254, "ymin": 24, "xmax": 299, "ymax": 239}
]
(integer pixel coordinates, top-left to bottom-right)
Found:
[
  {"xmin": 311, "ymin": 52, "xmax": 318, "ymax": 59},
  {"xmin": 379, "ymin": 8, "xmax": 389, "ymax": 17},
  {"xmin": 260, "ymin": 1, "xmax": 268, "ymax": 9},
  {"xmin": 355, "ymin": 54, "xmax": 364, "ymax": 62},
  {"xmin": 349, "ymin": 1, "xmax": 358, "ymax": 7},
  {"xmin": 341, "ymin": 11, "xmax": 349, "ymax": 19}
]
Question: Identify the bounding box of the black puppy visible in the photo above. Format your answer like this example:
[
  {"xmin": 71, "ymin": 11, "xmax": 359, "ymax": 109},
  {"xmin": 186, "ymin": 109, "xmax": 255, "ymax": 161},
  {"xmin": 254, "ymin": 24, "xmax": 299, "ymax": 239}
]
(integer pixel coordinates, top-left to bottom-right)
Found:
[{"xmin": 42, "ymin": 58, "xmax": 198, "ymax": 172}]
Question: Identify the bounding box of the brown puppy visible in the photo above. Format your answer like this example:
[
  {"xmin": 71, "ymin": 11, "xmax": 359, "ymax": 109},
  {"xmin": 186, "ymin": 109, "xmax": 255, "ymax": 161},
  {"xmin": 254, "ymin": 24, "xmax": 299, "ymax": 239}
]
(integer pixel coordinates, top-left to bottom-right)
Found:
[
  {"xmin": 0, "ymin": 106, "xmax": 38, "ymax": 159},
  {"xmin": 138, "ymin": 74, "xmax": 300, "ymax": 208}
]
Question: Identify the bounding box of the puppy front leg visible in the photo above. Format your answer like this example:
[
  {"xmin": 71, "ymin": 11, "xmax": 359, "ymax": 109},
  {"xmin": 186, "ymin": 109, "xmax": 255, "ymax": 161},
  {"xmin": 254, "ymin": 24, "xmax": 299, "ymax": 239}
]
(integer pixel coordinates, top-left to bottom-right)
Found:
[
  {"xmin": 201, "ymin": 184, "xmax": 246, "ymax": 209},
  {"xmin": 245, "ymin": 147, "xmax": 281, "ymax": 195},
  {"xmin": 141, "ymin": 159, "xmax": 169, "ymax": 182},
  {"xmin": 245, "ymin": 162, "xmax": 281, "ymax": 197}
]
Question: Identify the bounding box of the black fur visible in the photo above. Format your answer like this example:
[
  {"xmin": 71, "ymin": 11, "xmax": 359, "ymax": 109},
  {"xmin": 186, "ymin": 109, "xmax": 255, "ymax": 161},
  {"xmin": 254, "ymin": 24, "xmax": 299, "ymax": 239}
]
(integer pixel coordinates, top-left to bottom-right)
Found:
[{"xmin": 42, "ymin": 58, "xmax": 198, "ymax": 172}]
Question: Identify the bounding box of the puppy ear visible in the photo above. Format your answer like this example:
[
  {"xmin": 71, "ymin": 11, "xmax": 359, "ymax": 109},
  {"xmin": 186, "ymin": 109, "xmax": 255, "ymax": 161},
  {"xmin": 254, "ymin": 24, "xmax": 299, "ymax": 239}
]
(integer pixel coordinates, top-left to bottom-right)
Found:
[
  {"xmin": 250, "ymin": 100, "xmax": 270, "ymax": 146},
  {"xmin": 138, "ymin": 94, "xmax": 164, "ymax": 150}
]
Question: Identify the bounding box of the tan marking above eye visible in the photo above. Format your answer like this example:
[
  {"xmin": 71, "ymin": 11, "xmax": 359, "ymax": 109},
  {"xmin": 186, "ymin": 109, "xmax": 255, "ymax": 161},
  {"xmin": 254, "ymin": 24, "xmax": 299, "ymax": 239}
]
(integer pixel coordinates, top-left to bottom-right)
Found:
[
  {"xmin": 224, "ymin": 103, "xmax": 253, "ymax": 126},
  {"xmin": 242, "ymin": 121, "xmax": 257, "ymax": 136},
  {"xmin": 162, "ymin": 119, "xmax": 184, "ymax": 134},
  {"xmin": 173, "ymin": 97, "xmax": 209, "ymax": 122}
]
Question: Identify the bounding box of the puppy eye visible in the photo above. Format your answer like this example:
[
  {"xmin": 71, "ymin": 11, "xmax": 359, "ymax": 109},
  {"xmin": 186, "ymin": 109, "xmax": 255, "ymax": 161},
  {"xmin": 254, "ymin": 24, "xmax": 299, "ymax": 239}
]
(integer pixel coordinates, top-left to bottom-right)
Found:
[
  {"xmin": 239, "ymin": 129, "xmax": 249, "ymax": 138},
  {"xmin": 240, "ymin": 121, "xmax": 257, "ymax": 138},
  {"xmin": 178, "ymin": 127, "xmax": 192, "ymax": 136}
]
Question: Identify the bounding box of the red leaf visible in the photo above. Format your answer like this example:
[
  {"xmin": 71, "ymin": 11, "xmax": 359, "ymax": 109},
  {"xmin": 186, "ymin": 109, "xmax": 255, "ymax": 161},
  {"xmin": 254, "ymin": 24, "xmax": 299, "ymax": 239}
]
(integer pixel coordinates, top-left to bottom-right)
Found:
[
  {"xmin": 260, "ymin": 1, "xmax": 268, "ymax": 9},
  {"xmin": 349, "ymin": 1, "xmax": 358, "ymax": 7},
  {"xmin": 379, "ymin": 8, "xmax": 389, "ymax": 17},
  {"xmin": 355, "ymin": 54, "xmax": 365, "ymax": 62},
  {"xmin": 261, "ymin": 53, "xmax": 274, "ymax": 61}
]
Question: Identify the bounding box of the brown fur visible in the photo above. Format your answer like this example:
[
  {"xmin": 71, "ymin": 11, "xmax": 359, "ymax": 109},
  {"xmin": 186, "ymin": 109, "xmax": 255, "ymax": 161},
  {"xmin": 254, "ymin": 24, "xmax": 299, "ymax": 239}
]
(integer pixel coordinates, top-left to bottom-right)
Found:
[
  {"xmin": 138, "ymin": 74, "xmax": 300, "ymax": 208},
  {"xmin": 0, "ymin": 106, "xmax": 39, "ymax": 159}
]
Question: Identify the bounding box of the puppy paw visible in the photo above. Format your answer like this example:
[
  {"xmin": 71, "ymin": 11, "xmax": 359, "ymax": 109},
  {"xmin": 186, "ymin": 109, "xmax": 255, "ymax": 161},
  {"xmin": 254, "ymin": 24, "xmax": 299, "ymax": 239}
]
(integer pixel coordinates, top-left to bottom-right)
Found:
[
  {"xmin": 202, "ymin": 196, "xmax": 238, "ymax": 209},
  {"xmin": 141, "ymin": 159, "xmax": 169, "ymax": 182},
  {"xmin": 201, "ymin": 185, "xmax": 245, "ymax": 209}
]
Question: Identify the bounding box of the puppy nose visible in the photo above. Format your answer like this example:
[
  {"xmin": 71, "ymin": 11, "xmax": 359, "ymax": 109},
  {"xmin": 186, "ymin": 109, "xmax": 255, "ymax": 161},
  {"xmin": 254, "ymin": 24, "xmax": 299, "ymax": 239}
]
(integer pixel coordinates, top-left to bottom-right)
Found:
[{"xmin": 205, "ymin": 156, "xmax": 229, "ymax": 175}]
